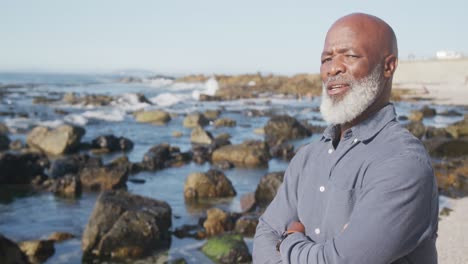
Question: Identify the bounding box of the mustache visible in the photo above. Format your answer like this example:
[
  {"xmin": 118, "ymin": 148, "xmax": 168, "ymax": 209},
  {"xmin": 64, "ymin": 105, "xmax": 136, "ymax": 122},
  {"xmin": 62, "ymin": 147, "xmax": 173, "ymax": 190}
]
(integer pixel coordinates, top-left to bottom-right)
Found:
[{"xmin": 322, "ymin": 76, "xmax": 355, "ymax": 87}]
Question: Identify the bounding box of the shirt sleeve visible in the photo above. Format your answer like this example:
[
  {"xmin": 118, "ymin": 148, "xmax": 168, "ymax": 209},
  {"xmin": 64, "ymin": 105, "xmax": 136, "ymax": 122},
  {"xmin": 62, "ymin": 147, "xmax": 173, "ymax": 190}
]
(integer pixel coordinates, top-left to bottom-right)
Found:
[
  {"xmin": 279, "ymin": 153, "xmax": 438, "ymax": 264},
  {"xmin": 252, "ymin": 148, "xmax": 306, "ymax": 264}
]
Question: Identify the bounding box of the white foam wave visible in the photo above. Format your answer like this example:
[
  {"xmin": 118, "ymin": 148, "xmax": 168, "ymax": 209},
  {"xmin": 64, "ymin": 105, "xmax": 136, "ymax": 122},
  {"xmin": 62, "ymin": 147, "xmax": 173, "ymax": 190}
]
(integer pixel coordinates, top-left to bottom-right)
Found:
[
  {"xmin": 192, "ymin": 77, "xmax": 219, "ymax": 100},
  {"xmin": 4, "ymin": 117, "xmax": 36, "ymax": 131},
  {"xmin": 82, "ymin": 109, "xmax": 126, "ymax": 122},
  {"xmin": 37, "ymin": 120, "xmax": 65, "ymax": 128},
  {"xmin": 64, "ymin": 114, "xmax": 88, "ymax": 126},
  {"xmin": 147, "ymin": 78, "xmax": 174, "ymax": 87},
  {"xmin": 112, "ymin": 93, "xmax": 151, "ymax": 112},
  {"xmin": 150, "ymin": 93, "xmax": 186, "ymax": 107}
]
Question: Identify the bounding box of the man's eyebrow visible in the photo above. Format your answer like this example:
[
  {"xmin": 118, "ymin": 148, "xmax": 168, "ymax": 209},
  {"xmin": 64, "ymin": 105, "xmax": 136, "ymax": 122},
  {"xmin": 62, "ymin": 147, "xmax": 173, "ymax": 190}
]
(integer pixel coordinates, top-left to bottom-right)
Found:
[{"xmin": 321, "ymin": 47, "xmax": 353, "ymax": 57}]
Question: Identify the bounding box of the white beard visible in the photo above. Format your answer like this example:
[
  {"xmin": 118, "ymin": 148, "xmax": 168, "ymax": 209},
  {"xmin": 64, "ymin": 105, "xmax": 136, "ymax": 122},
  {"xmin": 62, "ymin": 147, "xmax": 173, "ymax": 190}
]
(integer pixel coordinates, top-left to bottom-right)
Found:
[{"xmin": 320, "ymin": 64, "xmax": 384, "ymax": 125}]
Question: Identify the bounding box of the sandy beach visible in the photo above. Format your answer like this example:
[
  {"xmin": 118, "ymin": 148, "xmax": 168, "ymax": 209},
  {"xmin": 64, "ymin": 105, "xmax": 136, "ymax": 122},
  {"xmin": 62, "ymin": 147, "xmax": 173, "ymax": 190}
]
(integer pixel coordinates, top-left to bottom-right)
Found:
[{"xmin": 438, "ymin": 197, "xmax": 468, "ymax": 264}]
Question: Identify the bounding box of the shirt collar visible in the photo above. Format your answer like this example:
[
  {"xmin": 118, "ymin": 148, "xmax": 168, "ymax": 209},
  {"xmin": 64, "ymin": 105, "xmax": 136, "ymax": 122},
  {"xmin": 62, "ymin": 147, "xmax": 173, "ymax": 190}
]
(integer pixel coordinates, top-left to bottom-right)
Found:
[{"xmin": 322, "ymin": 103, "xmax": 397, "ymax": 142}]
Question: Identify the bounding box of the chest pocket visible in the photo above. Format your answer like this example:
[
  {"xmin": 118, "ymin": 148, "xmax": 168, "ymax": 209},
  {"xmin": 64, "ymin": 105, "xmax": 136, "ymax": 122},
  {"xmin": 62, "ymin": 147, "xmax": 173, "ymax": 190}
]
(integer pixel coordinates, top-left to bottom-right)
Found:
[{"xmin": 322, "ymin": 184, "xmax": 357, "ymax": 237}]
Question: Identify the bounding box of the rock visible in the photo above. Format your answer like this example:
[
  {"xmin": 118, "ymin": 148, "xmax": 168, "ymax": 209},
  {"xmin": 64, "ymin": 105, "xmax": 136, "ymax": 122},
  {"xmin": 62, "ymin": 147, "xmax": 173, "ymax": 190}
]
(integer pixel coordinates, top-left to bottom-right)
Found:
[
  {"xmin": 0, "ymin": 234, "xmax": 29, "ymax": 264},
  {"xmin": 119, "ymin": 76, "xmax": 143, "ymax": 83},
  {"xmin": 214, "ymin": 133, "xmax": 231, "ymax": 148},
  {"xmin": 47, "ymin": 232, "xmax": 75, "ymax": 242},
  {"xmin": 240, "ymin": 192, "xmax": 256, "ymax": 213},
  {"xmin": 63, "ymin": 92, "xmax": 77, "ymax": 104},
  {"xmin": 191, "ymin": 145, "xmax": 213, "ymax": 164},
  {"xmin": 183, "ymin": 113, "xmax": 209, "ymax": 128},
  {"xmin": 438, "ymin": 110, "xmax": 462, "ymax": 116},
  {"xmin": 109, "ymin": 155, "xmax": 142, "ymax": 175},
  {"xmin": 425, "ymin": 126, "xmax": 451, "ymax": 139},
  {"xmin": 173, "ymin": 224, "xmax": 205, "ymax": 239},
  {"xmin": 32, "ymin": 96, "xmax": 59, "ymax": 104},
  {"xmin": 0, "ymin": 123, "xmax": 10, "ymax": 134},
  {"xmin": 82, "ymin": 190, "xmax": 172, "ymax": 259},
  {"xmin": 49, "ymin": 174, "xmax": 81, "ymax": 197},
  {"xmin": 397, "ymin": 115, "xmax": 408, "ymax": 121},
  {"xmin": 18, "ymin": 239, "xmax": 55, "ymax": 263},
  {"xmin": 80, "ymin": 163, "xmax": 128, "ymax": 191},
  {"xmin": 203, "ymin": 208, "xmax": 233, "ymax": 236},
  {"xmin": 91, "ymin": 135, "xmax": 134, "ymax": 152},
  {"xmin": 212, "ymin": 140, "xmax": 270, "ymax": 167},
  {"xmin": 269, "ymin": 143, "xmax": 295, "ymax": 160},
  {"xmin": 408, "ymin": 110, "xmax": 424, "ymax": 122},
  {"xmin": 264, "ymin": 115, "xmax": 311, "ymax": 147},
  {"xmin": 254, "ymin": 127, "xmax": 265, "ymax": 134},
  {"xmin": 214, "ymin": 118, "xmax": 237, "ymax": 128},
  {"xmin": 203, "ymin": 109, "xmax": 221, "ymax": 121},
  {"xmin": 433, "ymin": 157, "xmax": 468, "ymax": 197},
  {"xmin": 134, "ymin": 110, "xmax": 171, "ymax": 124},
  {"xmin": 212, "ymin": 160, "xmax": 234, "ymax": 170},
  {"xmin": 201, "ymin": 234, "xmax": 252, "ymax": 264},
  {"xmin": 255, "ymin": 171, "xmax": 285, "ymax": 207},
  {"xmin": 0, "ymin": 153, "xmax": 46, "ymax": 184},
  {"xmin": 0, "ymin": 134, "xmax": 10, "ymax": 150},
  {"xmin": 9, "ymin": 139, "xmax": 23, "ymax": 150},
  {"xmin": 421, "ymin": 106, "xmax": 437, "ymax": 117},
  {"xmin": 184, "ymin": 169, "xmax": 236, "ymax": 200},
  {"xmin": 26, "ymin": 125, "xmax": 85, "ymax": 155},
  {"xmin": 445, "ymin": 116, "xmax": 468, "ymax": 139},
  {"xmin": 49, "ymin": 154, "xmax": 101, "ymax": 179},
  {"xmin": 424, "ymin": 138, "xmax": 468, "ymax": 158},
  {"xmin": 142, "ymin": 144, "xmax": 191, "ymax": 171},
  {"xmin": 199, "ymin": 94, "xmax": 222, "ymax": 101},
  {"xmin": 234, "ymin": 215, "xmax": 259, "ymax": 237},
  {"xmin": 191, "ymin": 126, "xmax": 214, "ymax": 145},
  {"xmin": 405, "ymin": 121, "xmax": 426, "ymax": 139}
]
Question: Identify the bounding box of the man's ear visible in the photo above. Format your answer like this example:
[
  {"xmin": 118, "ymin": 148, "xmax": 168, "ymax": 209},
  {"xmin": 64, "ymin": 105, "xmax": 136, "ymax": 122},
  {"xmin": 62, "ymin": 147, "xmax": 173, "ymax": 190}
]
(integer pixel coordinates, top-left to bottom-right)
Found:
[{"xmin": 383, "ymin": 54, "xmax": 398, "ymax": 78}]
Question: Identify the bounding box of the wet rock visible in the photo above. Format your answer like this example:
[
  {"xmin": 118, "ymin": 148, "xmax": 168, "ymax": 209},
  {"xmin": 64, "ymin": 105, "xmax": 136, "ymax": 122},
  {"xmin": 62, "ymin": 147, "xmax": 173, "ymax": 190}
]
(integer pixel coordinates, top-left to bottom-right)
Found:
[
  {"xmin": 91, "ymin": 135, "xmax": 134, "ymax": 152},
  {"xmin": 191, "ymin": 145, "xmax": 213, "ymax": 164},
  {"xmin": 26, "ymin": 125, "xmax": 85, "ymax": 155},
  {"xmin": 184, "ymin": 169, "xmax": 236, "ymax": 200},
  {"xmin": 63, "ymin": 92, "xmax": 78, "ymax": 104},
  {"xmin": 119, "ymin": 76, "xmax": 143, "ymax": 83},
  {"xmin": 212, "ymin": 160, "xmax": 234, "ymax": 170},
  {"xmin": 33, "ymin": 96, "xmax": 59, "ymax": 104},
  {"xmin": 214, "ymin": 118, "xmax": 236, "ymax": 128},
  {"xmin": 433, "ymin": 157, "xmax": 468, "ymax": 197},
  {"xmin": 424, "ymin": 138, "xmax": 468, "ymax": 158},
  {"xmin": 80, "ymin": 163, "xmax": 128, "ymax": 191},
  {"xmin": 445, "ymin": 116, "xmax": 468, "ymax": 139},
  {"xmin": 408, "ymin": 110, "xmax": 424, "ymax": 122},
  {"xmin": 82, "ymin": 190, "xmax": 172, "ymax": 259},
  {"xmin": 255, "ymin": 171, "xmax": 285, "ymax": 207},
  {"xmin": 199, "ymin": 94, "xmax": 222, "ymax": 101},
  {"xmin": 405, "ymin": 121, "xmax": 426, "ymax": 139},
  {"xmin": 421, "ymin": 106, "xmax": 437, "ymax": 117},
  {"xmin": 49, "ymin": 154, "xmax": 101, "ymax": 179},
  {"xmin": 19, "ymin": 239, "xmax": 55, "ymax": 264},
  {"xmin": 203, "ymin": 208, "xmax": 234, "ymax": 236},
  {"xmin": 173, "ymin": 224, "xmax": 205, "ymax": 240},
  {"xmin": 9, "ymin": 139, "xmax": 24, "ymax": 150},
  {"xmin": 234, "ymin": 215, "xmax": 259, "ymax": 237},
  {"xmin": 0, "ymin": 133, "xmax": 10, "ymax": 150},
  {"xmin": 264, "ymin": 115, "xmax": 311, "ymax": 147},
  {"xmin": 0, "ymin": 234, "xmax": 29, "ymax": 264},
  {"xmin": 201, "ymin": 234, "xmax": 252, "ymax": 264},
  {"xmin": 212, "ymin": 140, "xmax": 270, "ymax": 167},
  {"xmin": 0, "ymin": 153, "xmax": 46, "ymax": 185},
  {"xmin": 142, "ymin": 144, "xmax": 191, "ymax": 171},
  {"xmin": 134, "ymin": 110, "xmax": 171, "ymax": 124},
  {"xmin": 47, "ymin": 232, "xmax": 75, "ymax": 242},
  {"xmin": 183, "ymin": 113, "xmax": 209, "ymax": 128},
  {"xmin": 214, "ymin": 133, "xmax": 231, "ymax": 148},
  {"xmin": 49, "ymin": 174, "xmax": 81, "ymax": 197},
  {"xmin": 83, "ymin": 95, "xmax": 114, "ymax": 106},
  {"xmin": 191, "ymin": 126, "xmax": 214, "ymax": 145},
  {"xmin": 0, "ymin": 123, "xmax": 10, "ymax": 134},
  {"xmin": 425, "ymin": 126, "xmax": 451, "ymax": 139},
  {"xmin": 270, "ymin": 142, "xmax": 295, "ymax": 160},
  {"xmin": 240, "ymin": 192, "xmax": 256, "ymax": 213},
  {"xmin": 109, "ymin": 155, "xmax": 143, "ymax": 175},
  {"xmin": 203, "ymin": 109, "xmax": 221, "ymax": 121},
  {"xmin": 172, "ymin": 131, "xmax": 183, "ymax": 137}
]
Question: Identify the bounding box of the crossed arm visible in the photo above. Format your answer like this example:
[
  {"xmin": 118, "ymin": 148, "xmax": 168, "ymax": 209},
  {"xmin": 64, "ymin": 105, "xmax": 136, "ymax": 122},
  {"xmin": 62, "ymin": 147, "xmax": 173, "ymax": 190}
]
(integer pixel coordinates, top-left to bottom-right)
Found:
[{"xmin": 253, "ymin": 154, "xmax": 437, "ymax": 264}]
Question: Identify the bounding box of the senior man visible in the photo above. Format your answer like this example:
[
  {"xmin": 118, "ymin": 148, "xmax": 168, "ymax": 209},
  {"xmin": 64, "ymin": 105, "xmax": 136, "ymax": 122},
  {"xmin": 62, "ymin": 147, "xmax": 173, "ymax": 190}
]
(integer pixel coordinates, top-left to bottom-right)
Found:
[{"xmin": 253, "ymin": 13, "xmax": 438, "ymax": 264}]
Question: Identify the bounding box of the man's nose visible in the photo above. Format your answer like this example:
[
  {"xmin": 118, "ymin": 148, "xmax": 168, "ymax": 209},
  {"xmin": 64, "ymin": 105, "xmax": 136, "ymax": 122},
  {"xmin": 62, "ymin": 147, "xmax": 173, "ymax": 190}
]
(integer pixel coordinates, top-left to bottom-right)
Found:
[{"xmin": 328, "ymin": 58, "xmax": 345, "ymax": 77}]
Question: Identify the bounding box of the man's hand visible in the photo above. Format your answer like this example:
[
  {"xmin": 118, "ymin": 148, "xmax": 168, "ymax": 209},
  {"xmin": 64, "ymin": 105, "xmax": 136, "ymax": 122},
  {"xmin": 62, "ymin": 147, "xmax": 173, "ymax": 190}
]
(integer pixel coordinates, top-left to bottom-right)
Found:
[{"xmin": 287, "ymin": 221, "xmax": 305, "ymax": 234}]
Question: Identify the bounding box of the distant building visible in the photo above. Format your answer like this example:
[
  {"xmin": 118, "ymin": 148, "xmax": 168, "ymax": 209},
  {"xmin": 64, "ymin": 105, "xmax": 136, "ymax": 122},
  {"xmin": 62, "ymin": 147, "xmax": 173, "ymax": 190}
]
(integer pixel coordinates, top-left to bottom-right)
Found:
[{"xmin": 436, "ymin": 50, "xmax": 464, "ymax": 59}]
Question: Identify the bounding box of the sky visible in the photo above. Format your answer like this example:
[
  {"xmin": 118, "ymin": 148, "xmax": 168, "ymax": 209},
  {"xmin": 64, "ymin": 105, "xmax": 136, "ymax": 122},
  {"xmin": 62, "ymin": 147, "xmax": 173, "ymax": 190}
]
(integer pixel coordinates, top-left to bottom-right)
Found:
[{"xmin": 0, "ymin": 0, "xmax": 467, "ymax": 75}]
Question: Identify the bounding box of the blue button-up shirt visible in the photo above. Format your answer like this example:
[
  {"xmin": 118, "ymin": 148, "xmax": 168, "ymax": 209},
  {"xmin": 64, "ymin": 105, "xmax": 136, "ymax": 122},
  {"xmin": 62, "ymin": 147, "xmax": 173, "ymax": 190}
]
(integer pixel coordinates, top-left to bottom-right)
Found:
[{"xmin": 253, "ymin": 103, "xmax": 438, "ymax": 264}]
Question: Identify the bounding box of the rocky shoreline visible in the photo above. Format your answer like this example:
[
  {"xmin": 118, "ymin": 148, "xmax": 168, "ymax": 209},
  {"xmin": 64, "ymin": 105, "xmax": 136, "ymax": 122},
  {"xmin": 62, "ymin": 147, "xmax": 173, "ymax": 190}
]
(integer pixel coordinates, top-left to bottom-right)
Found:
[{"xmin": 0, "ymin": 74, "xmax": 467, "ymax": 263}]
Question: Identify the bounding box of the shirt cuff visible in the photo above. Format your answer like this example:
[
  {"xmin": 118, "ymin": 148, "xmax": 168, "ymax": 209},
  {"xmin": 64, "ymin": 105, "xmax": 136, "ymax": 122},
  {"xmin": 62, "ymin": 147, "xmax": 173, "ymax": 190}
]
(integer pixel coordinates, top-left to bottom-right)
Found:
[{"xmin": 279, "ymin": 231, "xmax": 311, "ymax": 258}]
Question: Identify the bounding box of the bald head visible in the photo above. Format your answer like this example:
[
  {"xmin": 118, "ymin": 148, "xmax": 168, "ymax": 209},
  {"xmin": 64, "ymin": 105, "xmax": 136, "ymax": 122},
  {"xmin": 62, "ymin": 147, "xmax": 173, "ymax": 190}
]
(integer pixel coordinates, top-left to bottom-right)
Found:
[{"xmin": 330, "ymin": 13, "xmax": 398, "ymax": 59}]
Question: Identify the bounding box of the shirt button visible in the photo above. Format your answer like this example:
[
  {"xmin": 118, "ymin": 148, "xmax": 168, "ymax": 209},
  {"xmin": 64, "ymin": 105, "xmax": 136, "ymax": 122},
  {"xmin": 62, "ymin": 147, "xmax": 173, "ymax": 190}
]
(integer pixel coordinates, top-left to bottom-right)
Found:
[
  {"xmin": 328, "ymin": 148, "xmax": 333, "ymax": 154},
  {"xmin": 353, "ymin": 138, "xmax": 358, "ymax": 143},
  {"xmin": 319, "ymin": 186, "xmax": 325, "ymax": 192},
  {"xmin": 315, "ymin": 228, "xmax": 320, "ymax": 235}
]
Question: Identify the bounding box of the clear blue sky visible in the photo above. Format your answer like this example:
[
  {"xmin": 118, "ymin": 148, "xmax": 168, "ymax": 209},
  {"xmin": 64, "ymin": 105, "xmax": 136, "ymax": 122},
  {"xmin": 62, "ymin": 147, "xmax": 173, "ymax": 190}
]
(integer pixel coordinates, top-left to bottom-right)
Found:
[{"xmin": 1, "ymin": 0, "xmax": 467, "ymax": 75}]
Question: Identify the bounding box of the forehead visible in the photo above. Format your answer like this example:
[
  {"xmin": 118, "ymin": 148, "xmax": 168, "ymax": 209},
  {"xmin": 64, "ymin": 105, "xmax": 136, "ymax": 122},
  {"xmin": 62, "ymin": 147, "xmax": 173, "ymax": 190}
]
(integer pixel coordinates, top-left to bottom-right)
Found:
[{"xmin": 322, "ymin": 24, "xmax": 372, "ymax": 54}]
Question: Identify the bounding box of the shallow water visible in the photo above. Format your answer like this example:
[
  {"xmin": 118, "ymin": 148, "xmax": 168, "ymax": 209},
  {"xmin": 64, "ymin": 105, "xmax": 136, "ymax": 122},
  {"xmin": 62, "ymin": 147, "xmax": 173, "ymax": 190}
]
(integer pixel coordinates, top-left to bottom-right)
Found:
[{"xmin": 0, "ymin": 72, "xmax": 465, "ymax": 263}]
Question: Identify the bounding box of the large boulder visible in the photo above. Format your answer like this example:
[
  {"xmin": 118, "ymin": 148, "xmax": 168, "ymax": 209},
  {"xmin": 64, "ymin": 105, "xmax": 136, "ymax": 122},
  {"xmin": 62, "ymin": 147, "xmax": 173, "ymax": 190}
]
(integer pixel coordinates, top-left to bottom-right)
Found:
[
  {"xmin": 203, "ymin": 208, "xmax": 234, "ymax": 237},
  {"xmin": 190, "ymin": 126, "xmax": 214, "ymax": 145},
  {"xmin": 26, "ymin": 125, "xmax": 85, "ymax": 155},
  {"xmin": 48, "ymin": 154, "xmax": 102, "ymax": 178},
  {"xmin": 134, "ymin": 110, "xmax": 171, "ymax": 124},
  {"xmin": 255, "ymin": 171, "xmax": 285, "ymax": 207},
  {"xmin": 0, "ymin": 234, "xmax": 29, "ymax": 264},
  {"xmin": 201, "ymin": 234, "xmax": 252, "ymax": 264},
  {"xmin": 183, "ymin": 113, "xmax": 209, "ymax": 128},
  {"xmin": 82, "ymin": 190, "xmax": 172, "ymax": 259},
  {"xmin": 79, "ymin": 163, "xmax": 128, "ymax": 191},
  {"xmin": 0, "ymin": 153, "xmax": 46, "ymax": 184},
  {"xmin": 212, "ymin": 140, "xmax": 270, "ymax": 167},
  {"xmin": 264, "ymin": 115, "xmax": 311, "ymax": 146},
  {"xmin": 184, "ymin": 169, "xmax": 236, "ymax": 200},
  {"xmin": 142, "ymin": 144, "xmax": 191, "ymax": 171}
]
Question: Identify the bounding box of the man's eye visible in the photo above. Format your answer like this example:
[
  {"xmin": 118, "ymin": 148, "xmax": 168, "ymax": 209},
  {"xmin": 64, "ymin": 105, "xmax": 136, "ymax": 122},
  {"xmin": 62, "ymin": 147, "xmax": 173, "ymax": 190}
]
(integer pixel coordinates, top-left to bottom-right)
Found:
[
  {"xmin": 347, "ymin": 55, "xmax": 359, "ymax": 58},
  {"xmin": 321, "ymin": 58, "xmax": 331, "ymax": 64}
]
